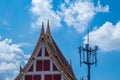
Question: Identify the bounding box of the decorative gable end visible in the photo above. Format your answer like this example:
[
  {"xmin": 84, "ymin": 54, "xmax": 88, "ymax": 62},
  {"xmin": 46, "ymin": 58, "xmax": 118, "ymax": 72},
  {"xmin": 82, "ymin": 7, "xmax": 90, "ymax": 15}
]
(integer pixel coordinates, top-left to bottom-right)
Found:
[{"xmin": 15, "ymin": 21, "xmax": 76, "ymax": 80}]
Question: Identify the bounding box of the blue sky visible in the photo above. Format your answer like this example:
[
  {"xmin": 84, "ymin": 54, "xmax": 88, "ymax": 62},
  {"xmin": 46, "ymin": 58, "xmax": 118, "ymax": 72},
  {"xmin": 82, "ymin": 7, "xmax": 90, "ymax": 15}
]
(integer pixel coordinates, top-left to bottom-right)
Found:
[{"xmin": 0, "ymin": 0, "xmax": 120, "ymax": 80}]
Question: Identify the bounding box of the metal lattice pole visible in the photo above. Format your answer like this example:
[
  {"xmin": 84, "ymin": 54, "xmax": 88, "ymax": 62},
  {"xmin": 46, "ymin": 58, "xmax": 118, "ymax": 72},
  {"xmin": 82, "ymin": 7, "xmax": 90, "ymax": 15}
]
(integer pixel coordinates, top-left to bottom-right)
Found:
[{"xmin": 79, "ymin": 29, "xmax": 98, "ymax": 80}]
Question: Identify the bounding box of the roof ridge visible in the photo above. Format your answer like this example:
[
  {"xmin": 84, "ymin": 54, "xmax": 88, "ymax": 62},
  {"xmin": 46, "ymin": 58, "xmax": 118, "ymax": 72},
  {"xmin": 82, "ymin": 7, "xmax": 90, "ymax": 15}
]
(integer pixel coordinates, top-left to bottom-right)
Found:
[{"xmin": 46, "ymin": 32, "xmax": 76, "ymax": 79}]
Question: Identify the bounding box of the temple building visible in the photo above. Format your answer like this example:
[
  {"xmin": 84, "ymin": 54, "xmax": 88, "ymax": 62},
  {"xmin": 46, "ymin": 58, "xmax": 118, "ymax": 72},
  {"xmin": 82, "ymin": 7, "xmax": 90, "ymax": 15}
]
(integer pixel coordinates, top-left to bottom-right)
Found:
[{"xmin": 15, "ymin": 21, "xmax": 76, "ymax": 80}]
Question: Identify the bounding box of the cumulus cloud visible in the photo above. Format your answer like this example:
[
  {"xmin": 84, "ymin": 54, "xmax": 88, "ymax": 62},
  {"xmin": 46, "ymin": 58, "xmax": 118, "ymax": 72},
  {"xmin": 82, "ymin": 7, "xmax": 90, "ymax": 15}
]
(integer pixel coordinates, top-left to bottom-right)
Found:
[
  {"xmin": 95, "ymin": 0, "xmax": 109, "ymax": 13},
  {"xmin": 84, "ymin": 21, "xmax": 120, "ymax": 51},
  {"xmin": 30, "ymin": 0, "xmax": 109, "ymax": 33},
  {"xmin": 60, "ymin": 0, "xmax": 109, "ymax": 33},
  {"xmin": 0, "ymin": 38, "xmax": 29, "ymax": 80},
  {"xmin": 30, "ymin": 0, "xmax": 61, "ymax": 30}
]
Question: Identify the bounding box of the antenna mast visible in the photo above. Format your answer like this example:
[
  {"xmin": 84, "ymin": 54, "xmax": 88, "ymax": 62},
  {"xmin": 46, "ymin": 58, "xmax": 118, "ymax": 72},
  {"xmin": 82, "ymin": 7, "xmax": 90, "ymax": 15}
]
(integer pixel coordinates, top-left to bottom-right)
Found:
[
  {"xmin": 87, "ymin": 28, "xmax": 89, "ymax": 45},
  {"xmin": 79, "ymin": 27, "xmax": 98, "ymax": 80}
]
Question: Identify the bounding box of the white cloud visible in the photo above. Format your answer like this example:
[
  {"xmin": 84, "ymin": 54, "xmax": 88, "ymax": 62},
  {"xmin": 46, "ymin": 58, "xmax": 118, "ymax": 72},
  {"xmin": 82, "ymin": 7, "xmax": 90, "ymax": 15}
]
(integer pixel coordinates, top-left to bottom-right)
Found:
[
  {"xmin": 60, "ymin": 0, "xmax": 109, "ymax": 33},
  {"xmin": 84, "ymin": 21, "xmax": 120, "ymax": 51},
  {"xmin": 0, "ymin": 38, "xmax": 29, "ymax": 80},
  {"xmin": 30, "ymin": 0, "xmax": 61, "ymax": 30},
  {"xmin": 30, "ymin": 0, "xmax": 109, "ymax": 33},
  {"xmin": 95, "ymin": 0, "xmax": 109, "ymax": 13}
]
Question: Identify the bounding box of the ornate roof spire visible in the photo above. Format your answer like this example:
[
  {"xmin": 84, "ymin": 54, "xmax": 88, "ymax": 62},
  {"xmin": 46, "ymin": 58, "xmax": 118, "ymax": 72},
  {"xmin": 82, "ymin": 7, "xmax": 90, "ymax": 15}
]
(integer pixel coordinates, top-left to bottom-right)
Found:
[
  {"xmin": 40, "ymin": 21, "xmax": 45, "ymax": 37},
  {"xmin": 46, "ymin": 20, "xmax": 51, "ymax": 35},
  {"xmin": 20, "ymin": 64, "xmax": 22, "ymax": 73}
]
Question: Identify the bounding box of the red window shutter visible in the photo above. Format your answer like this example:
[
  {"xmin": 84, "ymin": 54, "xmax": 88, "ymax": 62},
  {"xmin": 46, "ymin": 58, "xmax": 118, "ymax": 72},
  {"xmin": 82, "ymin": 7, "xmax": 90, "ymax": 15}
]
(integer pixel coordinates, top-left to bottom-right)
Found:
[
  {"xmin": 25, "ymin": 75, "xmax": 32, "ymax": 80},
  {"xmin": 53, "ymin": 74, "xmax": 61, "ymax": 80},
  {"xmin": 38, "ymin": 48, "xmax": 42, "ymax": 57},
  {"xmin": 53, "ymin": 63, "xmax": 58, "ymax": 71},
  {"xmin": 34, "ymin": 75, "xmax": 41, "ymax": 80},
  {"xmin": 44, "ymin": 60, "xmax": 50, "ymax": 71},
  {"xmin": 36, "ymin": 60, "xmax": 42, "ymax": 71},
  {"xmin": 45, "ymin": 48, "xmax": 49, "ymax": 56},
  {"xmin": 45, "ymin": 75, "xmax": 52, "ymax": 80},
  {"xmin": 28, "ymin": 64, "xmax": 33, "ymax": 72}
]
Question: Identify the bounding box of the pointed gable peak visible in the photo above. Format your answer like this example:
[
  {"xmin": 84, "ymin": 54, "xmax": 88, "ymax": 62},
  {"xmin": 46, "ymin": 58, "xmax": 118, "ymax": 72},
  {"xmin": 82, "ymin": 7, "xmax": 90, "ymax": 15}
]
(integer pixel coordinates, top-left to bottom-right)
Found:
[
  {"xmin": 46, "ymin": 20, "xmax": 51, "ymax": 36},
  {"xmin": 20, "ymin": 64, "xmax": 23, "ymax": 72},
  {"xmin": 40, "ymin": 21, "xmax": 45, "ymax": 38}
]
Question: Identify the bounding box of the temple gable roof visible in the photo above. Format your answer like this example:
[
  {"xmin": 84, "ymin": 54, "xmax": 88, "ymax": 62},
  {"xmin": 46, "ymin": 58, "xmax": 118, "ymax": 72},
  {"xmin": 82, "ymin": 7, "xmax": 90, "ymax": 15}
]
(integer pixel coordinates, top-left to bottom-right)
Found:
[{"xmin": 15, "ymin": 21, "xmax": 76, "ymax": 80}]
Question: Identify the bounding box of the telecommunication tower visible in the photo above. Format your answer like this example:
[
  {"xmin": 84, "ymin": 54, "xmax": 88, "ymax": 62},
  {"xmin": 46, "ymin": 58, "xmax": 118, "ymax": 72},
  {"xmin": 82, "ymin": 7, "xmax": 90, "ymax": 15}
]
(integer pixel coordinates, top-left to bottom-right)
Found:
[{"xmin": 79, "ymin": 29, "xmax": 98, "ymax": 80}]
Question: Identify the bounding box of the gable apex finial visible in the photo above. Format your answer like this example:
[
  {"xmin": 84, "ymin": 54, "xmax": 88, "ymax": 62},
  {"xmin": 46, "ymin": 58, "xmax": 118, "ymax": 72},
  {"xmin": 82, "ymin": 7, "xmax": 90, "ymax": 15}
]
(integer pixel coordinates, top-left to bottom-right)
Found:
[
  {"xmin": 46, "ymin": 19, "xmax": 51, "ymax": 35},
  {"xmin": 41, "ymin": 21, "xmax": 45, "ymax": 37},
  {"xmin": 20, "ymin": 64, "xmax": 22, "ymax": 72}
]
